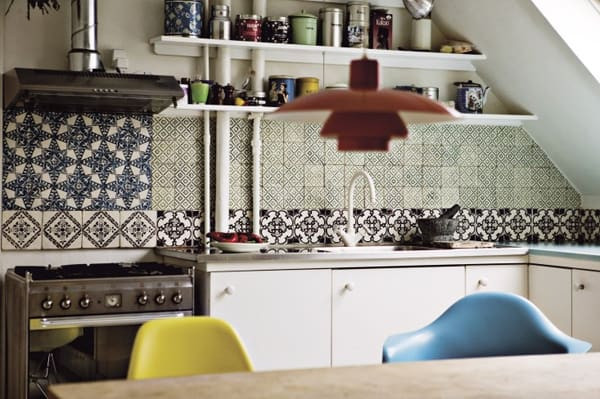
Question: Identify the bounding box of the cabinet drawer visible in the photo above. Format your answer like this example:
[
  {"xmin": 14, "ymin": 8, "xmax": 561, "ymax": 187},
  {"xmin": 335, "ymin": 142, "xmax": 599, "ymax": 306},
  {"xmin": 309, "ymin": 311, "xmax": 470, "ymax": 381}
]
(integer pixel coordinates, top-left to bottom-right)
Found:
[{"xmin": 466, "ymin": 265, "xmax": 528, "ymax": 297}]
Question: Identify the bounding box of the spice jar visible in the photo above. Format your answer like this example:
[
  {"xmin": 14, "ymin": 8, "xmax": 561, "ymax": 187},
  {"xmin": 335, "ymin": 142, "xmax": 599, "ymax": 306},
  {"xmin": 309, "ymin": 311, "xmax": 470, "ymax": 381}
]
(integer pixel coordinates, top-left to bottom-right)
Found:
[
  {"xmin": 296, "ymin": 77, "xmax": 319, "ymax": 97},
  {"xmin": 235, "ymin": 14, "xmax": 262, "ymax": 42},
  {"xmin": 210, "ymin": 5, "xmax": 232, "ymax": 40},
  {"xmin": 289, "ymin": 10, "xmax": 318, "ymax": 46},
  {"xmin": 262, "ymin": 16, "xmax": 290, "ymax": 43}
]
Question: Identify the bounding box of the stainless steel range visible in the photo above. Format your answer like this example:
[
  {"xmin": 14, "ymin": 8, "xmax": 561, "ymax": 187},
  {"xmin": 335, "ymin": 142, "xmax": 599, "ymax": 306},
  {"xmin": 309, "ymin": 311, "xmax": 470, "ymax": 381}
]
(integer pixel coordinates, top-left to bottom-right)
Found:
[{"xmin": 5, "ymin": 262, "xmax": 194, "ymax": 399}]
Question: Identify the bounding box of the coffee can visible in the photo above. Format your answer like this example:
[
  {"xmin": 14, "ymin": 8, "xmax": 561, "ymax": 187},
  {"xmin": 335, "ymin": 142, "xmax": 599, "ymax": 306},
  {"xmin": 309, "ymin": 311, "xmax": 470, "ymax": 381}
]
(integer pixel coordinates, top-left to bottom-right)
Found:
[
  {"xmin": 267, "ymin": 75, "xmax": 295, "ymax": 106},
  {"xmin": 347, "ymin": 1, "xmax": 370, "ymax": 48},
  {"xmin": 296, "ymin": 77, "xmax": 320, "ymax": 97}
]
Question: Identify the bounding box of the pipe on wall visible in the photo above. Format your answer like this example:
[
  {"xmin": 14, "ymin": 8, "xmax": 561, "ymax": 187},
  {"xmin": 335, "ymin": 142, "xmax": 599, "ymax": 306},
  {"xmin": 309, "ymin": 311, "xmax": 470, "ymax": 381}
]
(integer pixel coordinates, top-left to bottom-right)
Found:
[
  {"xmin": 203, "ymin": 45, "xmax": 211, "ymax": 247},
  {"xmin": 250, "ymin": 113, "xmax": 262, "ymax": 234}
]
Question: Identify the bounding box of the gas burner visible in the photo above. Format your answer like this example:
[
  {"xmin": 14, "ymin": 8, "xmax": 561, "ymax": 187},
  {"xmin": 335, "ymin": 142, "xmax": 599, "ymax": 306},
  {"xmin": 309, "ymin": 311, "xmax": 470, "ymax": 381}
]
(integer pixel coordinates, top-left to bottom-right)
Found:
[{"xmin": 14, "ymin": 262, "xmax": 187, "ymax": 280}]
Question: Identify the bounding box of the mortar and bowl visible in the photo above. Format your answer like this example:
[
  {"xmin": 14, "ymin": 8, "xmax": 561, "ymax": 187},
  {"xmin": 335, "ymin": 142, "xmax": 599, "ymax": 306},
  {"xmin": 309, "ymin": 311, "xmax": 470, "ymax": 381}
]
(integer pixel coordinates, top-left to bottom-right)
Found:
[{"xmin": 417, "ymin": 204, "xmax": 460, "ymax": 243}]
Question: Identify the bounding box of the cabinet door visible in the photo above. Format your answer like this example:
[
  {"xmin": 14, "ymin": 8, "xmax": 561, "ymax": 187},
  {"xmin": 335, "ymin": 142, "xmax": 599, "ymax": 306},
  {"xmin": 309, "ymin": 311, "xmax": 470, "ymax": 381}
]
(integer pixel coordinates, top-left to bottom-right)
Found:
[
  {"xmin": 529, "ymin": 265, "xmax": 572, "ymax": 335},
  {"xmin": 331, "ymin": 266, "xmax": 464, "ymax": 367},
  {"xmin": 573, "ymin": 269, "xmax": 600, "ymax": 351},
  {"xmin": 465, "ymin": 265, "xmax": 528, "ymax": 297},
  {"xmin": 209, "ymin": 269, "xmax": 331, "ymax": 371}
]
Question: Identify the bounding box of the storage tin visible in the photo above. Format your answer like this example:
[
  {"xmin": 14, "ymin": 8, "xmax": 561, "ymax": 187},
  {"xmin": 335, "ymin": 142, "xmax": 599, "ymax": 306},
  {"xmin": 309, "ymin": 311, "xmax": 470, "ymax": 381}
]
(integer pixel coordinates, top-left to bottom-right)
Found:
[
  {"xmin": 296, "ymin": 77, "xmax": 320, "ymax": 97},
  {"xmin": 164, "ymin": 0, "xmax": 204, "ymax": 37},
  {"xmin": 267, "ymin": 75, "xmax": 295, "ymax": 106},
  {"xmin": 370, "ymin": 9, "xmax": 392, "ymax": 49},
  {"xmin": 263, "ymin": 16, "xmax": 290, "ymax": 43},
  {"xmin": 246, "ymin": 91, "xmax": 267, "ymax": 106},
  {"xmin": 347, "ymin": 1, "xmax": 370, "ymax": 48},
  {"xmin": 210, "ymin": 5, "xmax": 232, "ymax": 40},
  {"xmin": 289, "ymin": 10, "xmax": 318, "ymax": 45},
  {"xmin": 421, "ymin": 87, "xmax": 439, "ymax": 101},
  {"xmin": 319, "ymin": 7, "xmax": 344, "ymax": 47},
  {"xmin": 236, "ymin": 14, "xmax": 262, "ymax": 41}
]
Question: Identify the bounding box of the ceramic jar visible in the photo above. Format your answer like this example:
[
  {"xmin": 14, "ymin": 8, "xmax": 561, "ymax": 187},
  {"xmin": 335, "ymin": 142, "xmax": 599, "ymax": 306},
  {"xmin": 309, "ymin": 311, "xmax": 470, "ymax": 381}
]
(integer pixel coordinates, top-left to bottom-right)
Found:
[
  {"xmin": 164, "ymin": 0, "xmax": 204, "ymax": 37},
  {"xmin": 289, "ymin": 10, "xmax": 318, "ymax": 45}
]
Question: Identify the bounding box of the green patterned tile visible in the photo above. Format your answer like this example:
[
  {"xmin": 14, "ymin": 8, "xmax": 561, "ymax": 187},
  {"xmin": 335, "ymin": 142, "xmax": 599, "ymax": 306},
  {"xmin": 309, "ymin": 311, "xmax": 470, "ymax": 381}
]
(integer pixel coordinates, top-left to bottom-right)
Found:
[
  {"xmin": 459, "ymin": 187, "xmax": 479, "ymax": 208},
  {"xmin": 305, "ymin": 164, "xmax": 324, "ymax": 187},
  {"xmin": 387, "ymin": 166, "xmax": 404, "ymax": 186},
  {"xmin": 477, "ymin": 145, "xmax": 498, "ymax": 166},
  {"xmin": 284, "ymin": 186, "xmax": 304, "ymax": 208},
  {"xmin": 515, "ymin": 146, "xmax": 534, "ymax": 167},
  {"xmin": 514, "ymin": 167, "xmax": 533, "ymax": 187},
  {"xmin": 284, "ymin": 142, "xmax": 307, "ymax": 165},
  {"xmin": 325, "ymin": 165, "xmax": 345, "ymax": 187},
  {"xmin": 230, "ymin": 185, "xmax": 252, "ymax": 210},
  {"xmin": 239, "ymin": 163, "xmax": 253, "ymax": 187},
  {"xmin": 478, "ymin": 187, "xmax": 497, "ymax": 208},
  {"xmin": 441, "ymin": 187, "xmax": 459, "ymax": 207},
  {"xmin": 496, "ymin": 188, "xmax": 515, "ymax": 208},
  {"xmin": 388, "ymin": 141, "xmax": 405, "ymax": 165},
  {"xmin": 442, "ymin": 145, "xmax": 460, "ymax": 167},
  {"xmin": 304, "ymin": 123, "xmax": 322, "ymax": 140},
  {"xmin": 152, "ymin": 187, "xmax": 174, "ymax": 210},
  {"xmin": 263, "ymin": 185, "xmax": 285, "ymax": 209},
  {"xmin": 405, "ymin": 125, "xmax": 424, "ymax": 144},
  {"xmin": 495, "ymin": 167, "xmax": 515, "ymax": 187},
  {"xmin": 441, "ymin": 167, "xmax": 459, "ymax": 187},
  {"xmin": 153, "ymin": 167, "xmax": 175, "ymax": 188},
  {"xmin": 324, "ymin": 140, "xmax": 345, "ymax": 165},
  {"xmin": 365, "ymin": 152, "xmax": 393, "ymax": 167},
  {"xmin": 380, "ymin": 186, "xmax": 404, "ymax": 209},
  {"xmin": 263, "ymin": 163, "xmax": 285, "ymax": 186},
  {"xmin": 324, "ymin": 186, "xmax": 345, "ymax": 208},
  {"xmin": 284, "ymin": 164, "xmax": 304, "ymax": 186},
  {"xmin": 478, "ymin": 167, "xmax": 497, "ymax": 187},
  {"xmin": 458, "ymin": 145, "xmax": 479, "ymax": 166},
  {"xmin": 423, "ymin": 187, "xmax": 442, "ymax": 208},
  {"xmin": 345, "ymin": 152, "xmax": 365, "ymax": 166},
  {"xmin": 305, "ymin": 141, "xmax": 325, "ymax": 164},
  {"xmin": 261, "ymin": 120, "xmax": 285, "ymax": 143},
  {"xmin": 565, "ymin": 187, "xmax": 581, "ymax": 208},
  {"xmin": 284, "ymin": 122, "xmax": 304, "ymax": 142},
  {"xmin": 495, "ymin": 126, "xmax": 516, "ymax": 146},
  {"xmin": 530, "ymin": 146, "xmax": 554, "ymax": 168},
  {"xmin": 513, "ymin": 127, "xmax": 535, "ymax": 146},
  {"xmin": 459, "ymin": 166, "xmax": 478, "ymax": 187},
  {"xmin": 423, "ymin": 145, "xmax": 443, "ymax": 166},
  {"xmin": 404, "ymin": 165, "xmax": 423, "ymax": 187},
  {"xmin": 262, "ymin": 141, "xmax": 284, "ymax": 165},
  {"xmin": 422, "ymin": 124, "xmax": 441, "ymax": 145},
  {"xmin": 367, "ymin": 165, "xmax": 389, "ymax": 187},
  {"xmin": 153, "ymin": 142, "xmax": 174, "ymax": 165},
  {"xmin": 305, "ymin": 187, "xmax": 326, "ymax": 209},
  {"xmin": 423, "ymin": 166, "xmax": 442, "ymax": 187},
  {"xmin": 403, "ymin": 187, "xmax": 423, "ymax": 208},
  {"xmin": 404, "ymin": 144, "xmax": 423, "ymax": 166}
]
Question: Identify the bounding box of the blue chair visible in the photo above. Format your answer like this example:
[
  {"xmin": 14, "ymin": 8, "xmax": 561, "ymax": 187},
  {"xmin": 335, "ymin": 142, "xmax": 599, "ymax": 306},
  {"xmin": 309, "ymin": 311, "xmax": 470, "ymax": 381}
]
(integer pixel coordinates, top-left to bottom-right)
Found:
[{"xmin": 383, "ymin": 292, "xmax": 591, "ymax": 363}]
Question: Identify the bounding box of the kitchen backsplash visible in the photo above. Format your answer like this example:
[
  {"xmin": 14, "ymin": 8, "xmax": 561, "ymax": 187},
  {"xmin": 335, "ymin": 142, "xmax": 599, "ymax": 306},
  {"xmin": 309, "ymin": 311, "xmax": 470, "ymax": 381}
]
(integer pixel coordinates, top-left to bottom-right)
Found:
[{"xmin": 2, "ymin": 111, "xmax": 591, "ymax": 250}]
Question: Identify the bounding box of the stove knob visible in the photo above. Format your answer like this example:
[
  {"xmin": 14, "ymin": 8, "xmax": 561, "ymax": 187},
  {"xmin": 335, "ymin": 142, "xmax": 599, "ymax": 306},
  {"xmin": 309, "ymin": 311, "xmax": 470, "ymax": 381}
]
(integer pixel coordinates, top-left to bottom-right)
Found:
[
  {"xmin": 137, "ymin": 293, "xmax": 149, "ymax": 306},
  {"xmin": 41, "ymin": 297, "xmax": 53, "ymax": 311},
  {"xmin": 60, "ymin": 296, "xmax": 72, "ymax": 310},
  {"xmin": 172, "ymin": 291, "xmax": 183, "ymax": 304},
  {"xmin": 79, "ymin": 295, "xmax": 91, "ymax": 309},
  {"xmin": 155, "ymin": 292, "xmax": 166, "ymax": 305}
]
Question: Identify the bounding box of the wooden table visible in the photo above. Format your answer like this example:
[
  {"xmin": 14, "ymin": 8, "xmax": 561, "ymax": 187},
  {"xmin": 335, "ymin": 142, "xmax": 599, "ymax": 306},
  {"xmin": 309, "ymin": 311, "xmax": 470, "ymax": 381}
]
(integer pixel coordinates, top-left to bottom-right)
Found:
[{"xmin": 49, "ymin": 353, "xmax": 600, "ymax": 399}]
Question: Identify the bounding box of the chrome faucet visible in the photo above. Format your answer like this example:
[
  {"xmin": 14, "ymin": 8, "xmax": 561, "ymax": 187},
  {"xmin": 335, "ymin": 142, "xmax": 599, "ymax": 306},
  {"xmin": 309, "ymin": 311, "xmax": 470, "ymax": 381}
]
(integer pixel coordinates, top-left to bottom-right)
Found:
[{"xmin": 337, "ymin": 171, "xmax": 377, "ymax": 246}]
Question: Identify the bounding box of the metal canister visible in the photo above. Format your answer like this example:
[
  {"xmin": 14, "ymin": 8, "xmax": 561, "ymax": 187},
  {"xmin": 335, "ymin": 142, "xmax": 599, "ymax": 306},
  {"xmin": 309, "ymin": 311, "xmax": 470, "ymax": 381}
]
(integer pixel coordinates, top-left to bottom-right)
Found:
[
  {"xmin": 421, "ymin": 87, "xmax": 439, "ymax": 101},
  {"xmin": 267, "ymin": 75, "xmax": 295, "ymax": 106},
  {"xmin": 246, "ymin": 91, "xmax": 267, "ymax": 106},
  {"xmin": 263, "ymin": 16, "xmax": 289, "ymax": 43},
  {"xmin": 319, "ymin": 7, "xmax": 344, "ymax": 47},
  {"xmin": 235, "ymin": 14, "xmax": 262, "ymax": 41},
  {"xmin": 296, "ymin": 77, "xmax": 320, "ymax": 97},
  {"xmin": 164, "ymin": 0, "xmax": 204, "ymax": 37},
  {"xmin": 289, "ymin": 10, "xmax": 318, "ymax": 45},
  {"xmin": 210, "ymin": 5, "xmax": 232, "ymax": 40},
  {"xmin": 346, "ymin": 1, "xmax": 369, "ymax": 48}
]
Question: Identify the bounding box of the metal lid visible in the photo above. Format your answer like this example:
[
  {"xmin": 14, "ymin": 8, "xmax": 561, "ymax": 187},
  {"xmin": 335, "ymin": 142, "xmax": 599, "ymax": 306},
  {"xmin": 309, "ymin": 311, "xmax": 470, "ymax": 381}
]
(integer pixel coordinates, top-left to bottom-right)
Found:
[
  {"xmin": 212, "ymin": 4, "xmax": 229, "ymax": 11},
  {"xmin": 269, "ymin": 75, "xmax": 294, "ymax": 79},
  {"xmin": 347, "ymin": 1, "xmax": 370, "ymax": 6},
  {"xmin": 371, "ymin": 8, "xmax": 389, "ymax": 13},
  {"xmin": 238, "ymin": 14, "xmax": 261, "ymax": 20},
  {"xmin": 297, "ymin": 77, "xmax": 319, "ymax": 83},
  {"xmin": 319, "ymin": 7, "xmax": 344, "ymax": 14},
  {"xmin": 266, "ymin": 16, "xmax": 289, "ymax": 22},
  {"xmin": 325, "ymin": 83, "xmax": 348, "ymax": 89},
  {"xmin": 248, "ymin": 91, "xmax": 266, "ymax": 97},
  {"xmin": 289, "ymin": 9, "xmax": 318, "ymax": 19},
  {"xmin": 453, "ymin": 79, "xmax": 482, "ymax": 88}
]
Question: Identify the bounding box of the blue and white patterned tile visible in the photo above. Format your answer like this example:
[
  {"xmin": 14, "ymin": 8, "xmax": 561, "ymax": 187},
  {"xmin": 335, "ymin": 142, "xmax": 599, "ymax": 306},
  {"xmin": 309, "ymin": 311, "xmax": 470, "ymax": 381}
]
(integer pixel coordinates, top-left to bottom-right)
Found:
[
  {"xmin": 294, "ymin": 210, "xmax": 325, "ymax": 244},
  {"xmin": 260, "ymin": 210, "xmax": 294, "ymax": 244},
  {"xmin": 82, "ymin": 211, "xmax": 120, "ymax": 248},
  {"xmin": 120, "ymin": 211, "xmax": 157, "ymax": 248},
  {"xmin": 156, "ymin": 210, "xmax": 195, "ymax": 247},
  {"xmin": 42, "ymin": 211, "xmax": 82, "ymax": 249},
  {"xmin": 1, "ymin": 210, "xmax": 43, "ymax": 250},
  {"xmin": 357, "ymin": 209, "xmax": 387, "ymax": 243}
]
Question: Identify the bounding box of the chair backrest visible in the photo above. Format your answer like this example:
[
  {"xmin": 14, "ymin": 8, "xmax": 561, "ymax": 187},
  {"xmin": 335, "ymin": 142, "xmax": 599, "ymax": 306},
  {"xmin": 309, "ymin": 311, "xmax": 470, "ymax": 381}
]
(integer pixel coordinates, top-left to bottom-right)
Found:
[
  {"xmin": 383, "ymin": 292, "xmax": 591, "ymax": 363},
  {"xmin": 127, "ymin": 316, "xmax": 253, "ymax": 380}
]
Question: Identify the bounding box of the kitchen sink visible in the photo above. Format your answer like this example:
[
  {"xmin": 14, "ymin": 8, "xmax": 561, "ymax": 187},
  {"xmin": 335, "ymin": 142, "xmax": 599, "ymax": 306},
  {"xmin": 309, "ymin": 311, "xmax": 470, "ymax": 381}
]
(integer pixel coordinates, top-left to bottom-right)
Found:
[{"xmin": 316, "ymin": 244, "xmax": 435, "ymax": 253}]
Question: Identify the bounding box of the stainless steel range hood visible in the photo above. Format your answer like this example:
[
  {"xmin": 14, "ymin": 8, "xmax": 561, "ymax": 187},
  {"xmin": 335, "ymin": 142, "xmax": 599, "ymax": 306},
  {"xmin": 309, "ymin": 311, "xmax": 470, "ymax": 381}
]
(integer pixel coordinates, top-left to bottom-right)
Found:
[{"xmin": 3, "ymin": 68, "xmax": 183, "ymax": 114}]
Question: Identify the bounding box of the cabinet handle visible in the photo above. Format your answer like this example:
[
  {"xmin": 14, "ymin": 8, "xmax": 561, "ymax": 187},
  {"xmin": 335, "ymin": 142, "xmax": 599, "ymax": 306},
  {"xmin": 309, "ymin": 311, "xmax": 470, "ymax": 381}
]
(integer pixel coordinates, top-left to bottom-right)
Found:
[
  {"xmin": 576, "ymin": 283, "xmax": 585, "ymax": 291},
  {"xmin": 344, "ymin": 282, "xmax": 355, "ymax": 292},
  {"xmin": 224, "ymin": 286, "xmax": 235, "ymax": 295},
  {"xmin": 478, "ymin": 278, "xmax": 489, "ymax": 287}
]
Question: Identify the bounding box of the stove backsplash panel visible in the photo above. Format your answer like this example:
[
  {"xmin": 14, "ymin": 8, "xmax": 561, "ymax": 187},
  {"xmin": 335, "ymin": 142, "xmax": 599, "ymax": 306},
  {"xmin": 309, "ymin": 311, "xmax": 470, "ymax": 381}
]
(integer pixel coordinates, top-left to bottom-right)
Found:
[{"xmin": 2, "ymin": 108, "xmax": 152, "ymax": 211}]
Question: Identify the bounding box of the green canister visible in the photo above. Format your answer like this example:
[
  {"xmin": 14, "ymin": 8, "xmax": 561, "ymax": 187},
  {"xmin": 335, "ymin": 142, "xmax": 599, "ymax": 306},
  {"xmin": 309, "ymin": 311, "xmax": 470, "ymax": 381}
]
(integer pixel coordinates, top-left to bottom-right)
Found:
[{"xmin": 289, "ymin": 10, "xmax": 318, "ymax": 45}]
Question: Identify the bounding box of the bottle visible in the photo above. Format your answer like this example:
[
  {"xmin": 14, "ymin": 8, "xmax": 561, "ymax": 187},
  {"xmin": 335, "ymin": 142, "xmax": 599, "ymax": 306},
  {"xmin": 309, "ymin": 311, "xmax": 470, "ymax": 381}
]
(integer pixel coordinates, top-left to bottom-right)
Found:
[{"xmin": 210, "ymin": 5, "xmax": 232, "ymax": 40}]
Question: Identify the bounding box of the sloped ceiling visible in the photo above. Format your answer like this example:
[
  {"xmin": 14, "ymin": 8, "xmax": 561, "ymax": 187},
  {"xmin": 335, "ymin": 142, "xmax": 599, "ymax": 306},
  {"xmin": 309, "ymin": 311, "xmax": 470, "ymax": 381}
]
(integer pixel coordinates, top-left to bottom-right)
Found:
[{"xmin": 434, "ymin": 0, "xmax": 600, "ymax": 206}]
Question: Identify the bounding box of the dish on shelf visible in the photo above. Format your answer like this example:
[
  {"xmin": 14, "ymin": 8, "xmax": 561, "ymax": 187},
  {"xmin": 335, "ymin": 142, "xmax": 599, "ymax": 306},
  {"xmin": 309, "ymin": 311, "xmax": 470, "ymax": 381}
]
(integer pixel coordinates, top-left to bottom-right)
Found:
[{"xmin": 212, "ymin": 241, "xmax": 269, "ymax": 253}]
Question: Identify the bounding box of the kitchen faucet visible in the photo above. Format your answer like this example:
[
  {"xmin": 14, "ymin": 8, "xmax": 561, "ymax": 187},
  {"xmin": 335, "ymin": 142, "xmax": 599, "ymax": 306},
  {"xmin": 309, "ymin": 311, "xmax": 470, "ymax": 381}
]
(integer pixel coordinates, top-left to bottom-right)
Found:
[{"xmin": 337, "ymin": 171, "xmax": 377, "ymax": 246}]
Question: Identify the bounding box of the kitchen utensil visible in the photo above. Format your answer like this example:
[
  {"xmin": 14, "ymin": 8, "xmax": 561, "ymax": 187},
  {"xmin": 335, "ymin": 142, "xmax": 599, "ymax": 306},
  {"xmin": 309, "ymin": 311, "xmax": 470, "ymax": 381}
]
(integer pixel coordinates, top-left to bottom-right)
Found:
[
  {"xmin": 236, "ymin": 14, "xmax": 262, "ymax": 41},
  {"xmin": 370, "ymin": 9, "xmax": 392, "ymax": 49},
  {"xmin": 402, "ymin": 0, "xmax": 434, "ymax": 19},
  {"xmin": 417, "ymin": 218, "xmax": 458, "ymax": 243},
  {"xmin": 454, "ymin": 80, "xmax": 490, "ymax": 113},
  {"xmin": 346, "ymin": 1, "xmax": 369, "ymax": 48},
  {"xmin": 440, "ymin": 204, "xmax": 461, "ymax": 219},
  {"xmin": 296, "ymin": 77, "xmax": 319, "ymax": 97},
  {"xmin": 289, "ymin": 10, "xmax": 318, "ymax": 45},
  {"xmin": 263, "ymin": 16, "xmax": 290, "ymax": 43},
  {"xmin": 320, "ymin": 7, "xmax": 344, "ymax": 47},
  {"xmin": 268, "ymin": 75, "xmax": 295, "ymax": 106},
  {"xmin": 212, "ymin": 241, "xmax": 268, "ymax": 253},
  {"xmin": 164, "ymin": 0, "xmax": 204, "ymax": 37},
  {"xmin": 209, "ymin": 5, "xmax": 232, "ymax": 40}
]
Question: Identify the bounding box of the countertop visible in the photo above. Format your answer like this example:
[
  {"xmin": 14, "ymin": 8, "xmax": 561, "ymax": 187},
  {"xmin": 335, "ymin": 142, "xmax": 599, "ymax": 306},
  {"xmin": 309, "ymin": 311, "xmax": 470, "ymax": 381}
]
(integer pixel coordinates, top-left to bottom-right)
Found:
[{"xmin": 49, "ymin": 353, "xmax": 600, "ymax": 399}]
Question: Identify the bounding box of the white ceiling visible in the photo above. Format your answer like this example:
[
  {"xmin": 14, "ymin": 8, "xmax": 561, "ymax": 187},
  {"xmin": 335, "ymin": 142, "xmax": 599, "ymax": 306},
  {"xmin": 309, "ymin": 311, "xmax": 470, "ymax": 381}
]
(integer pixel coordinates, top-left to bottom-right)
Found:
[{"xmin": 434, "ymin": 0, "xmax": 600, "ymax": 206}]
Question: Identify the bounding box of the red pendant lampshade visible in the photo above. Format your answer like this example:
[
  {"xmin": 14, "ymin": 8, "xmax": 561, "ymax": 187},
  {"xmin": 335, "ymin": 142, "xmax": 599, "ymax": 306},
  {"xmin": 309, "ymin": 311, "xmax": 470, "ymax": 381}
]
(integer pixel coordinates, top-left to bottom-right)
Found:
[{"xmin": 272, "ymin": 57, "xmax": 460, "ymax": 151}]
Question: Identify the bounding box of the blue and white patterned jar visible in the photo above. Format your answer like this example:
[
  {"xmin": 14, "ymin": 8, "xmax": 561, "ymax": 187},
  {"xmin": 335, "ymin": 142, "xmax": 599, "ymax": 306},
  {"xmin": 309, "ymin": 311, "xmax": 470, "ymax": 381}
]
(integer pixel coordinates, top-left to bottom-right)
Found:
[{"xmin": 165, "ymin": 0, "xmax": 204, "ymax": 37}]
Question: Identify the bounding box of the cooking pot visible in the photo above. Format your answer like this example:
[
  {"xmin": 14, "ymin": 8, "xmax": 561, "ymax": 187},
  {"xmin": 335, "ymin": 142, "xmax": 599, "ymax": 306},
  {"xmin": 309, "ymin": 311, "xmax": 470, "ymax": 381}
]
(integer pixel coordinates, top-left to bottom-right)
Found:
[{"xmin": 453, "ymin": 80, "xmax": 489, "ymax": 114}]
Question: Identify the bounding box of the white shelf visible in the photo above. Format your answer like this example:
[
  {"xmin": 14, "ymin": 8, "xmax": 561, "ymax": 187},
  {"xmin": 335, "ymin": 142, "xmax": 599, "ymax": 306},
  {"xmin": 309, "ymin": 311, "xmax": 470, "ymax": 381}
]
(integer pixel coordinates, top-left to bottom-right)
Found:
[
  {"xmin": 301, "ymin": 0, "xmax": 406, "ymax": 7},
  {"xmin": 150, "ymin": 36, "xmax": 485, "ymax": 71},
  {"xmin": 160, "ymin": 104, "xmax": 537, "ymax": 126}
]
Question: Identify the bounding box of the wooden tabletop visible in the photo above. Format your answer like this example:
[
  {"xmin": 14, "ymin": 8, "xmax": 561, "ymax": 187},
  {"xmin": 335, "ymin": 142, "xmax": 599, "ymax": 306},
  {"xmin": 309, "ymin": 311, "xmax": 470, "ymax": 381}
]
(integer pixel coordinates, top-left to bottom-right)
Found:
[{"xmin": 49, "ymin": 353, "xmax": 600, "ymax": 399}]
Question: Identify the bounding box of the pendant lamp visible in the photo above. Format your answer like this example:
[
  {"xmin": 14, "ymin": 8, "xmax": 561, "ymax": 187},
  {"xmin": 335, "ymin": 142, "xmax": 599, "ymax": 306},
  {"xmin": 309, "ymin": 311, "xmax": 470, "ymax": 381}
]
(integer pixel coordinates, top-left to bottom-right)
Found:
[{"xmin": 272, "ymin": 57, "xmax": 460, "ymax": 151}]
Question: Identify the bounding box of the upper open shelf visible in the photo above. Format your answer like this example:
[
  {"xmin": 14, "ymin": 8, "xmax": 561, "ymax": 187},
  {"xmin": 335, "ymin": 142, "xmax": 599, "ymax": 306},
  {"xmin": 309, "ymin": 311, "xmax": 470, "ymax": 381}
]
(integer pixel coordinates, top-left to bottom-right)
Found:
[
  {"xmin": 150, "ymin": 36, "xmax": 486, "ymax": 71},
  {"xmin": 302, "ymin": 0, "xmax": 407, "ymax": 7}
]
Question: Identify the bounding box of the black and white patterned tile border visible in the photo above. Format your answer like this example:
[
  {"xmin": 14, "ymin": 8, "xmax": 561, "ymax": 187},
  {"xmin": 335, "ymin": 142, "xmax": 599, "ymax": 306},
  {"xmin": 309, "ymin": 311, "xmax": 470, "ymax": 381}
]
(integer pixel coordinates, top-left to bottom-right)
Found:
[
  {"xmin": 157, "ymin": 210, "xmax": 197, "ymax": 247},
  {"xmin": 1, "ymin": 210, "xmax": 43, "ymax": 250},
  {"xmin": 82, "ymin": 210, "xmax": 120, "ymax": 248},
  {"xmin": 120, "ymin": 211, "xmax": 157, "ymax": 248}
]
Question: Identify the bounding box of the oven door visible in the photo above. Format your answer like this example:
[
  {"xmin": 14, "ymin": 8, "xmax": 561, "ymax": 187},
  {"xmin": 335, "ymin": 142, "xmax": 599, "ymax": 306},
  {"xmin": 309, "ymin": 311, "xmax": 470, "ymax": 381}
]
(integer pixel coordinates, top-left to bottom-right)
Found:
[{"xmin": 30, "ymin": 311, "xmax": 191, "ymax": 330}]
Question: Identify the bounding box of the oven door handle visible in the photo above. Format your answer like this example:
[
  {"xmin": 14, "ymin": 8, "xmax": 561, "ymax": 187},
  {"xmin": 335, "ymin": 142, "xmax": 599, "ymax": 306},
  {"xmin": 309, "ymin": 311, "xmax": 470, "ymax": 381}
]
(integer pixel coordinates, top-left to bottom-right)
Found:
[{"xmin": 29, "ymin": 311, "xmax": 192, "ymax": 330}]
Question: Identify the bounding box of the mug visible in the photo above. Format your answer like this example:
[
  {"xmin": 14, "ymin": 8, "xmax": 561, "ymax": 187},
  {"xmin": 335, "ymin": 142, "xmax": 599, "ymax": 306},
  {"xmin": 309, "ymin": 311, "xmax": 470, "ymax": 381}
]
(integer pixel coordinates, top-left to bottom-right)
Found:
[{"xmin": 191, "ymin": 81, "xmax": 210, "ymax": 104}]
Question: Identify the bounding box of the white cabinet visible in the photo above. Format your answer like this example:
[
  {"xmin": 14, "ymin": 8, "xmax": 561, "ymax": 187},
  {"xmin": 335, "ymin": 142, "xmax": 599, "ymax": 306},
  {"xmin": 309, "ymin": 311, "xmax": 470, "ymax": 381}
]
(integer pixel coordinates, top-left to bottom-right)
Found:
[
  {"xmin": 331, "ymin": 266, "xmax": 464, "ymax": 367},
  {"xmin": 206, "ymin": 269, "xmax": 332, "ymax": 371},
  {"xmin": 465, "ymin": 265, "xmax": 528, "ymax": 297},
  {"xmin": 528, "ymin": 265, "xmax": 572, "ymax": 335},
  {"xmin": 572, "ymin": 269, "xmax": 600, "ymax": 351}
]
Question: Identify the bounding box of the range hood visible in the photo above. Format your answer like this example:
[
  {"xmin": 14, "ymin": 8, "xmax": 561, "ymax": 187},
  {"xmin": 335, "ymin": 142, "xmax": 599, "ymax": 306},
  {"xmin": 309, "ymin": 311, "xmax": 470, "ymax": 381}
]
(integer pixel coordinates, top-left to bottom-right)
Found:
[{"xmin": 3, "ymin": 68, "xmax": 183, "ymax": 114}]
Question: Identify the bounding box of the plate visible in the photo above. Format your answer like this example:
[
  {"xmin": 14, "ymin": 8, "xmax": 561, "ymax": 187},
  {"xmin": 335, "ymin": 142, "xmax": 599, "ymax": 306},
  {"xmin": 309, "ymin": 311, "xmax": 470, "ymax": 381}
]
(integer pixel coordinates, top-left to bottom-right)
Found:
[{"xmin": 212, "ymin": 242, "xmax": 268, "ymax": 253}]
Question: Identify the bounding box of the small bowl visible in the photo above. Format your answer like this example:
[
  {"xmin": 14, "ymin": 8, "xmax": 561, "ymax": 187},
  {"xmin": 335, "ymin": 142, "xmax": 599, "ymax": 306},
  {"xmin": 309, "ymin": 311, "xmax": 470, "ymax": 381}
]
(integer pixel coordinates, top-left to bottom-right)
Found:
[{"xmin": 417, "ymin": 218, "xmax": 458, "ymax": 243}]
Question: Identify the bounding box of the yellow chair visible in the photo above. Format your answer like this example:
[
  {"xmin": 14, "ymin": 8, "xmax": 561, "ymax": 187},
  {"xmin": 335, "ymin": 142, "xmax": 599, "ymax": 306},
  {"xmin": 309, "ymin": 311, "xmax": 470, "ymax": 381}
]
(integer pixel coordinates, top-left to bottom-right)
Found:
[{"xmin": 127, "ymin": 316, "xmax": 253, "ymax": 380}]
